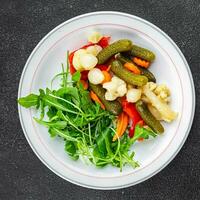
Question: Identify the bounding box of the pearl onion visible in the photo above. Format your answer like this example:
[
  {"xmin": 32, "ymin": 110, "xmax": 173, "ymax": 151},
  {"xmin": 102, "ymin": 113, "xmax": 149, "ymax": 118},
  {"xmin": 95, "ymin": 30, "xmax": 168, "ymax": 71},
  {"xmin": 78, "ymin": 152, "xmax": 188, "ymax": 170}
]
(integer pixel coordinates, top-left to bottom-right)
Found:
[
  {"xmin": 72, "ymin": 49, "xmax": 87, "ymax": 71},
  {"xmin": 88, "ymin": 68, "xmax": 104, "ymax": 85},
  {"xmin": 79, "ymin": 53, "xmax": 98, "ymax": 70}
]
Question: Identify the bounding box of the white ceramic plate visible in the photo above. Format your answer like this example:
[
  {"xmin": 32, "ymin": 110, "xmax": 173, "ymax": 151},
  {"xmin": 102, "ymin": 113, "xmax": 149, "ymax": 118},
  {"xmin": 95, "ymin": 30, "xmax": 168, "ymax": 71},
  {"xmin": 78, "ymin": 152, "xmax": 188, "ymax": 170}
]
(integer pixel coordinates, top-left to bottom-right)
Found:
[{"xmin": 18, "ymin": 11, "xmax": 195, "ymax": 189}]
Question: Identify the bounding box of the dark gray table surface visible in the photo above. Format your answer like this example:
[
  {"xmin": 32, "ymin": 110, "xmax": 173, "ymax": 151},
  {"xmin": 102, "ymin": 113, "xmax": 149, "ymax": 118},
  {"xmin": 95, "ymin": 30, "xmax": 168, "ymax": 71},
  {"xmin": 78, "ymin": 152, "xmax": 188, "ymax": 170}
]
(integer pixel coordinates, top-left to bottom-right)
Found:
[{"xmin": 1, "ymin": 0, "xmax": 200, "ymax": 199}]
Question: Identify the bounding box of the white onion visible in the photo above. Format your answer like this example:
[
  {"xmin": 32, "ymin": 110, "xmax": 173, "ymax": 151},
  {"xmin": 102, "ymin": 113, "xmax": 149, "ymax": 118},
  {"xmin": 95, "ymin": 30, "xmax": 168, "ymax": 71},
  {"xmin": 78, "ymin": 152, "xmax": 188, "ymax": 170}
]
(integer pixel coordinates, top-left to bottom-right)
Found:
[
  {"xmin": 72, "ymin": 49, "xmax": 87, "ymax": 71},
  {"xmin": 79, "ymin": 54, "xmax": 98, "ymax": 70},
  {"xmin": 88, "ymin": 68, "xmax": 104, "ymax": 85}
]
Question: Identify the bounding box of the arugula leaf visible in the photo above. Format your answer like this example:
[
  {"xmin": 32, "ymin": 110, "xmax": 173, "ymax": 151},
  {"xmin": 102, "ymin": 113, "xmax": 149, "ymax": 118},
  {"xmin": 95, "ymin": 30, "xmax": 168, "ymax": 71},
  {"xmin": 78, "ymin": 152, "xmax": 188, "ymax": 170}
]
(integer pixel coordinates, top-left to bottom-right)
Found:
[
  {"xmin": 56, "ymin": 87, "xmax": 80, "ymax": 106},
  {"xmin": 96, "ymin": 129, "xmax": 110, "ymax": 156},
  {"xmin": 123, "ymin": 125, "xmax": 157, "ymax": 150},
  {"xmin": 47, "ymin": 106, "xmax": 57, "ymax": 119},
  {"xmin": 72, "ymin": 71, "xmax": 81, "ymax": 82},
  {"xmin": 18, "ymin": 94, "xmax": 39, "ymax": 108},
  {"xmin": 48, "ymin": 128, "xmax": 57, "ymax": 138},
  {"xmin": 65, "ymin": 141, "xmax": 79, "ymax": 160},
  {"xmin": 34, "ymin": 118, "xmax": 67, "ymax": 129},
  {"xmin": 133, "ymin": 125, "xmax": 157, "ymax": 140}
]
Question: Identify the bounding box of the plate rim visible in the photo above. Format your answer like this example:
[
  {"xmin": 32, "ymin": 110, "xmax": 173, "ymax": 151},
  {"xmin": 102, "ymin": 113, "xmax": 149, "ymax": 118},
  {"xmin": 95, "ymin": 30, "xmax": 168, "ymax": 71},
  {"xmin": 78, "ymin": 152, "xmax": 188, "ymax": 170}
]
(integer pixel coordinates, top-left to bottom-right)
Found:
[{"xmin": 18, "ymin": 11, "xmax": 196, "ymax": 190}]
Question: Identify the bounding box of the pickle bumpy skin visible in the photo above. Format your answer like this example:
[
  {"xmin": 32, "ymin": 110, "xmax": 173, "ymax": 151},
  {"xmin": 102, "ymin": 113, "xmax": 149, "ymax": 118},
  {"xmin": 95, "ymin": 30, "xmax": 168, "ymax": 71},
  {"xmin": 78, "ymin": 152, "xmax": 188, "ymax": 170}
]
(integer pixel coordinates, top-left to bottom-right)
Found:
[
  {"xmin": 116, "ymin": 53, "xmax": 156, "ymax": 82},
  {"xmin": 97, "ymin": 39, "xmax": 133, "ymax": 64},
  {"xmin": 136, "ymin": 100, "xmax": 164, "ymax": 134},
  {"xmin": 131, "ymin": 45, "xmax": 155, "ymax": 62},
  {"xmin": 111, "ymin": 60, "xmax": 148, "ymax": 87}
]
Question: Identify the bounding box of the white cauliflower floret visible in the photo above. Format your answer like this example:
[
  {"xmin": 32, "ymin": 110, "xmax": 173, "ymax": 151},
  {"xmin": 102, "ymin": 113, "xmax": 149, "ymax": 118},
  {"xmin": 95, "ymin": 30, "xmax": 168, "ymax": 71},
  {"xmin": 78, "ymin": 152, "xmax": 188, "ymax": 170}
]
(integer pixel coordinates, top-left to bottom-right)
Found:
[
  {"xmin": 154, "ymin": 84, "xmax": 170, "ymax": 96},
  {"xmin": 105, "ymin": 91, "xmax": 117, "ymax": 101},
  {"xmin": 145, "ymin": 82, "xmax": 170, "ymax": 103},
  {"xmin": 142, "ymin": 84, "xmax": 177, "ymax": 122},
  {"xmin": 147, "ymin": 82, "xmax": 157, "ymax": 91},
  {"xmin": 126, "ymin": 88, "xmax": 142, "ymax": 103},
  {"xmin": 103, "ymin": 76, "xmax": 127, "ymax": 101},
  {"xmin": 88, "ymin": 31, "xmax": 103, "ymax": 44}
]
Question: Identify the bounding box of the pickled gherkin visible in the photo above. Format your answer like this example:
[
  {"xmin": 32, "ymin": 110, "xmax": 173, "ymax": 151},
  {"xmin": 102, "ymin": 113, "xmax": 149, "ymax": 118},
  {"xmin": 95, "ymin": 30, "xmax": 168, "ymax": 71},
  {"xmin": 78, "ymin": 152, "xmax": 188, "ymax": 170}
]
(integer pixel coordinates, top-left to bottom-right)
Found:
[
  {"xmin": 131, "ymin": 45, "xmax": 155, "ymax": 62},
  {"xmin": 116, "ymin": 53, "xmax": 156, "ymax": 82},
  {"xmin": 97, "ymin": 39, "xmax": 132, "ymax": 64},
  {"xmin": 136, "ymin": 100, "xmax": 164, "ymax": 134},
  {"xmin": 89, "ymin": 83, "xmax": 122, "ymax": 115},
  {"xmin": 111, "ymin": 60, "xmax": 148, "ymax": 86}
]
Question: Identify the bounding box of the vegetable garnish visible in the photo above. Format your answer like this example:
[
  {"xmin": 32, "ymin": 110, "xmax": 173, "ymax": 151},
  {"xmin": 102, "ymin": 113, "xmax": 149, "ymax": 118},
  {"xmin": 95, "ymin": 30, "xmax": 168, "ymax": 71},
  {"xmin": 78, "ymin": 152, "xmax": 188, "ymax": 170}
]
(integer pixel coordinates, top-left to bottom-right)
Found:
[
  {"xmin": 132, "ymin": 57, "xmax": 150, "ymax": 68},
  {"xmin": 113, "ymin": 112, "xmax": 129, "ymax": 141},
  {"xmin": 124, "ymin": 62, "xmax": 141, "ymax": 74},
  {"xmin": 90, "ymin": 91, "xmax": 105, "ymax": 109},
  {"xmin": 18, "ymin": 31, "xmax": 178, "ymax": 171}
]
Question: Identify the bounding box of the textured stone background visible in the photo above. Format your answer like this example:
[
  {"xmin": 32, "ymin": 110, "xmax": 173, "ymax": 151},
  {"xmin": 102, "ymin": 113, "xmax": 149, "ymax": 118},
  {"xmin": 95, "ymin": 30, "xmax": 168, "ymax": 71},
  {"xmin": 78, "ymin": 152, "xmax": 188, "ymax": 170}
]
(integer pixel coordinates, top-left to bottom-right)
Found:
[{"xmin": 0, "ymin": 0, "xmax": 200, "ymax": 199}]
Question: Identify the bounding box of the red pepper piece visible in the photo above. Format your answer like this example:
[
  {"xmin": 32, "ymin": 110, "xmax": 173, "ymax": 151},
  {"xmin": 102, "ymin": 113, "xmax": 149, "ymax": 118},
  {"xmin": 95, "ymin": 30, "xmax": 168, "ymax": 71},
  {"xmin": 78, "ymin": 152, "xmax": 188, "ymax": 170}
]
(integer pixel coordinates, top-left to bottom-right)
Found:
[
  {"xmin": 81, "ymin": 70, "xmax": 89, "ymax": 81},
  {"xmin": 81, "ymin": 43, "xmax": 94, "ymax": 49},
  {"xmin": 98, "ymin": 36, "xmax": 110, "ymax": 48},
  {"xmin": 121, "ymin": 99, "xmax": 142, "ymax": 138},
  {"xmin": 96, "ymin": 65, "xmax": 109, "ymax": 71},
  {"xmin": 129, "ymin": 124, "xmax": 135, "ymax": 138},
  {"xmin": 69, "ymin": 51, "xmax": 76, "ymax": 75}
]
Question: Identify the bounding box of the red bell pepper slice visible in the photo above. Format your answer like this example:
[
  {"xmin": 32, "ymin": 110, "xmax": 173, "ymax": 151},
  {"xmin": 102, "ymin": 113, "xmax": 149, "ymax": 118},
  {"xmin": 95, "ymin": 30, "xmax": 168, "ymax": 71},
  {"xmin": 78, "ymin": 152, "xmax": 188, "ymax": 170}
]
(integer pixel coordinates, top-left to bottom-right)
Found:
[
  {"xmin": 121, "ymin": 99, "xmax": 142, "ymax": 138},
  {"xmin": 81, "ymin": 70, "xmax": 89, "ymax": 81},
  {"xmin": 81, "ymin": 43, "xmax": 94, "ymax": 49},
  {"xmin": 96, "ymin": 65, "xmax": 109, "ymax": 71},
  {"xmin": 98, "ymin": 36, "xmax": 110, "ymax": 48},
  {"xmin": 69, "ymin": 51, "xmax": 76, "ymax": 75}
]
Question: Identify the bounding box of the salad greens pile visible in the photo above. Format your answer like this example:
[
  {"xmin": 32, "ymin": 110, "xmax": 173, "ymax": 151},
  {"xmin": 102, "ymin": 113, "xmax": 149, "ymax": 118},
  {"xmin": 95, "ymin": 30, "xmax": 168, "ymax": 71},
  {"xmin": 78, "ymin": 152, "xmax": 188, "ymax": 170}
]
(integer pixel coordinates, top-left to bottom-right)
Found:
[{"xmin": 18, "ymin": 54, "xmax": 157, "ymax": 171}]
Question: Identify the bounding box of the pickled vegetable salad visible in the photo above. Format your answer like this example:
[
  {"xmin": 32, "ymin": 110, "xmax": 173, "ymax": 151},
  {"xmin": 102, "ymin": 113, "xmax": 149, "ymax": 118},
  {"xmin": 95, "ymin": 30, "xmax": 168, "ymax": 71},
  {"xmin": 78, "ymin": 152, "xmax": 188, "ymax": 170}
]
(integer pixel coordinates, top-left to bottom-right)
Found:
[{"xmin": 18, "ymin": 31, "xmax": 177, "ymax": 171}]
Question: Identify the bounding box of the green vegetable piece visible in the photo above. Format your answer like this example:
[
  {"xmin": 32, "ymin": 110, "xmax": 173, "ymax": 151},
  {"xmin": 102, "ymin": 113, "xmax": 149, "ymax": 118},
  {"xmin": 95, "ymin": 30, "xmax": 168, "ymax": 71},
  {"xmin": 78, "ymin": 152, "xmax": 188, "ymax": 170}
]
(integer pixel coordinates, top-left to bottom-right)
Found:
[
  {"xmin": 138, "ymin": 67, "xmax": 156, "ymax": 83},
  {"xmin": 135, "ymin": 100, "xmax": 164, "ymax": 134},
  {"xmin": 89, "ymin": 83, "xmax": 122, "ymax": 115},
  {"xmin": 111, "ymin": 60, "xmax": 148, "ymax": 86},
  {"xmin": 131, "ymin": 45, "xmax": 155, "ymax": 62},
  {"xmin": 18, "ymin": 94, "xmax": 39, "ymax": 108},
  {"xmin": 116, "ymin": 53, "xmax": 156, "ymax": 82},
  {"xmin": 65, "ymin": 141, "xmax": 79, "ymax": 160},
  {"xmin": 34, "ymin": 118, "xmax": 67, "ymax": 129},
  {"xmin": 97, "ymin": 39, "xmax": 133, "ymax": 64},
  {"xmin": 96, "ymin": 128, "xmax": 111, "ymax": 156},
  {"xmin": 134, "ymin": 124, "xmax": 157, "ymax": 139},
  {"xmin": 72, "ymin": 71, "xmax": 81, "ymax": 82}
]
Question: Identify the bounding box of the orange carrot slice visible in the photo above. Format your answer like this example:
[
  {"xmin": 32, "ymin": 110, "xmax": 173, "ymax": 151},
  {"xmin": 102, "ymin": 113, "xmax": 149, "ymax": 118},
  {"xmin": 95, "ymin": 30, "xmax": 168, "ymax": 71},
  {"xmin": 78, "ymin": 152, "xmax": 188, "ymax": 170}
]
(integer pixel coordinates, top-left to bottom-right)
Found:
[
  {"xmin": 124, "ymin": 62, "xmax": 141, "ymax": 74},
  {"xmin": 80, "ymin": 80, "xmax": 88, "ymax": 90},
  {"xmin": 102, "ymin": 71, "xmax": 112, "ymax": 84},
  {"xmin": 113, "ymin": 112, "xmax": 129, "ymax": 141},
  {"xmin": 132, "ymin": 57, "xmax": 150, "ymax": 68},
  {"xmin": 90, "ymin": 91, "xmax": 105, "ymax": 110}
]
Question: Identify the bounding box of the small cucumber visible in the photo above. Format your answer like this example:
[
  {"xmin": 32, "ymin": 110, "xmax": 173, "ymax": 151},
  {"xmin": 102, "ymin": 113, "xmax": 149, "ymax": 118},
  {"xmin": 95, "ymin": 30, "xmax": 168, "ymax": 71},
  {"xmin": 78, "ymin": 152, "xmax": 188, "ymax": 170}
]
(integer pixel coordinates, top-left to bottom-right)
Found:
[
  {"xmin": 135, "ymin": 100, "xmax": 164, "ymax": 134},
  {"xmin": 89, "ymin": 83, "xmax": 122, "ymax": 115},
  {"xmin": 116, "ymin": 53, "xmax": 156, "ymax": 82},
  {"xmin": 111, "ymin": 60, "xmax": 148, "ymax": 86},
  {"xmin": 131, "ymin": 45, "xmax": 155, "ymax": 62},
  {"xmin": 97, "ymin": 39, "xmax": 133, "ymax": 64}
]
